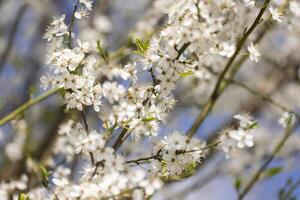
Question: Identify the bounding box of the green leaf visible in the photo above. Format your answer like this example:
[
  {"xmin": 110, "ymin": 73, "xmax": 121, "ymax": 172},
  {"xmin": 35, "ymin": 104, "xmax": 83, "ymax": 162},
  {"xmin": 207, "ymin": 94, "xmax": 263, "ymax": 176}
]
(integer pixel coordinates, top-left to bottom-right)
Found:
[
  {"xmin": 39, "ymin": 165, "xmax": 50, "ymax": 187},
  {"xmin": 18, "ymin": 193, "xmax": 30, "ymax": 200},
  {"xmin": 96, "ymin": 40, "xmax": 109, "ymax": 63},
  {"xmin": 234, "ymin": 176, "xmax": 242, "ymax": 191},
  {"xmin": 162, "ymin": 162, "xmax": 198, "ymax": 181},
  {"xmin": 134, "ymin": 38, "xmax": 149, "ymax": 54},
  {"xmin": 179, "ymin": 162, "xmax": 197, "ymax": 178},
  {"xmin": 179, "ymin": 71, "xmax": 194, "ymax": 78},
  {"xmin": 142, "ymin": 117, "xmax": 157, "ymax": 122},
  {"xmin": 286, "ymin": 113, "xmax": 295, "ymax": 126},
  {"xmin": 246, "ymin": 121, "xmax": 258, "ymax": 130},
  {"xmin": 287, "ymin": 177, "xmax": 293, "ymax": 185},
  {"xmin": 264, "ymin": 167, "xmax": 283, "ymax": 178}
]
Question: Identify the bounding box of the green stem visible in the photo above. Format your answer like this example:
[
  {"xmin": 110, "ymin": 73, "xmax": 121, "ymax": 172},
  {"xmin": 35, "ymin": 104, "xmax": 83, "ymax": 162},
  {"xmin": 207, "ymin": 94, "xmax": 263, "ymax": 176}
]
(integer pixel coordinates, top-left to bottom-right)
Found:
[
  {"xmin": 280, "ymin": 178, "xmax": 300, "ymax": 199},
  {"xmin": 0, "ymin": 88, "xmax": 61, "ymax": 126}
]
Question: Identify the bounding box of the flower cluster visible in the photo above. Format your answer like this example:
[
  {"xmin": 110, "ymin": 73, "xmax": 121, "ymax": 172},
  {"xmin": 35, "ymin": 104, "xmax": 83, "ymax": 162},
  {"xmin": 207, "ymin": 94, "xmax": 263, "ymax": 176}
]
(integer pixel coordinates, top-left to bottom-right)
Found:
[
  {"xmin": 43, "ymin": 15, "xmax": 69, "ymax": 43},
  {"xmin": 150, "ymin": 131, "xmax": 206, "ymax": 177},
  {"xmin": 138, "ymin": 0, "xmax": 252, "ymax": 89},
  {"xmin": 132, "ymin": 0, "xmax": 267, "ymax": 110},
  {"xmin": 223, "ymin": 124, "xmax": 300, "ymax": 177},
  {"xmin": 50, "ymin": 169, "xmax": 162, "ymax": 200},
  {"xmin": 0, "ymin": 175, "xmax": 28, "ymax": 199},
  {"xmin": 37, "ymin": 0, "xmax": 265, "ymax": 198},
  {"xmin": 278, "ymin": 112, "xmax": 295, "ymax": 128},
  {"xmin": 41, "ymin": 10, "xmax": 104, "ymax": 112},
  {"xmin": 4, "ymin": 0, "xmax": 299, "ymax": 199},
  {"xmin": 59, "ymin": 121, "xmax": 105, "ymax": 154},
  {"xmin": 220, "ymin": 113, "xmax": 257, "ymax": 158},
  {"xmin": 40, "ymin": 0, "xmax": 270, "ymax": 143},
  {"xmin": 269, "ymin": 6, "xmax": 283, "ymax": 22},
  {"xmin": 247, "ymin": 42, "xmax": 261, "ymax": 62},
  {"xmin": 74, "ymin": 0, "xmax": 93, "ymax": 19},
  {"xmin": 43, "ymin": 119, "xmax": 162, "ymax": 200}
]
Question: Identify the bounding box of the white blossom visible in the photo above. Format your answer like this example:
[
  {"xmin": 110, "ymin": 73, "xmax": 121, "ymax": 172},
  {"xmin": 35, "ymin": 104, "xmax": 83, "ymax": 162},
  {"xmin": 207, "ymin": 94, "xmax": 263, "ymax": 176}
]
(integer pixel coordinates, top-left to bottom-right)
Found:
[
  {"xmin": 5, "ymin": 0, "xmax": 297, "ymax": 199},
  {"xmin": 269, "ymin": 6, "xmax": 283, "ymax": 22},
  {"xmin": 243, "ymin": 0, "xmax": 255, "ymax": 7},
  {"xmin": 150, "ymin": 131, "xmax": 206, "ymax": 177},
  {"xmin": 289, "ymin": 1, "xmax": 300, "ymax": 16},
  {"xmin": 247, "ymin": 42, "xmax": 261, "ymax": 62},
  {"xmin": 220, "ymin": 113, "xmax": 257, "ymax": 158},
  {"xmin": 278, "ymin": 112, "xmax": 295, "ymax": 128}
]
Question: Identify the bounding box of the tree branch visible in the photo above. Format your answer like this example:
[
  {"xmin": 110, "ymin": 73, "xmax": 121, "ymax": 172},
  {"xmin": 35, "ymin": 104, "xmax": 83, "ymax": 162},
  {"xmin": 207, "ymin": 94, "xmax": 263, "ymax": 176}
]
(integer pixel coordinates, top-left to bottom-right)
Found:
[
  {"xmin": 186, "ymin": 0, "xmax": 272, "ymax": 137},
  {"xmin": 68, "ymin": 0, "xmax": 80, "ymax": 49},
  {"xmin": 203, "ymin": 65, "xmax": 300, "ymax": 120},
  {"xmin": 238, "ymin": 123, "xmax": 297, "ymax": 200},
  {"xmin": 112, "ymin": 127, "xmax": 129, "ymax": 150},
  {"xmin": 280, "ymin": 178, "xmax": 300, "ymax": 200},
  {"xmin": 231, "ymin": 79, "xmax": 300, "ymax": 120},
  {"xmin": 0, "ymin": 88, "xmax": 61, "ymax": 126},
  {"xmin": 125, "ymin": 141, "xmax": 221, "ymax": 165}
]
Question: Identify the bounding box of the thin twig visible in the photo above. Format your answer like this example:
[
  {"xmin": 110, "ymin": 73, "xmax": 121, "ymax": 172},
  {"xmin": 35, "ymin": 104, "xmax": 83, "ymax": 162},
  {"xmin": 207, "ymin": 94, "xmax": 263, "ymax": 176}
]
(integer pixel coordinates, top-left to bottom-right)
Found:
[
  {"xmin": 177, "ymin": 141, "xmax": 221, "ymax": 154},
  {"xmin": 125, "ymin": 151, "xmax": 161, "ymax": 165},
  {"xmin": 90, "ymin": 160, "xmax": 104, "ymax": 180},
  {"xmin": 238, "ymin": 123, "xmax": 297, "ymax": 200},
  {"xmin": 203, "ymin": 65, "xmax": 300, "ymax": 120},
  {"xmin": 125, "ymin": 141, "xmax": 220, "ymax": 165},
  {"xmin": 175, "ymin": 42, "xmax": 191, "ymax": 60},
  {"xmin": 81, "ymin": 109, "xmax": 96, "ymax": 166},
  {"xmin": 231, "ymin": 79, "xmax": 300, "ymax": 120},
  {"xmin": 280, "ymin": 178, "xmax": 300, "ymax": 200},
  {"xmin": 68, "ymin": 0, "xmax": 80, "ymax": 49},
  {"xmin": 81, "ymin": 109, "xmax": 89, "ymax": 132},
  {"xmin": 112, "ymin": 127, "xmax": 129, "ymax": 150}
]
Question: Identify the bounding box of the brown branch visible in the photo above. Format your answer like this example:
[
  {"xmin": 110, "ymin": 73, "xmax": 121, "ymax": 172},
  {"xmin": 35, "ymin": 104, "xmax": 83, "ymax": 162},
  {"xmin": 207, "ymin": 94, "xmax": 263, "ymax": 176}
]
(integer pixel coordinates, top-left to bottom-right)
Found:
[
  {"xmin": 125, "ymin": 141, "xmax": 221, "ymax": 165},
  {"xmin": 175, "ymin": 42, "xmax": 191, "ymax": 60},
  {"xmin": 68, "ymin": 0, "xmax": 80, "ymax": 49},
  {"xmin": 81, "ymin": 109, "xmax": 89, "ymax": 132},
  {"xmin": 112, "ymin": 127, "xmax": 129, "ymax": 150},
  {"xmin": 125, "ymin": 150, "xmax": 162, "ymax": 165}
]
